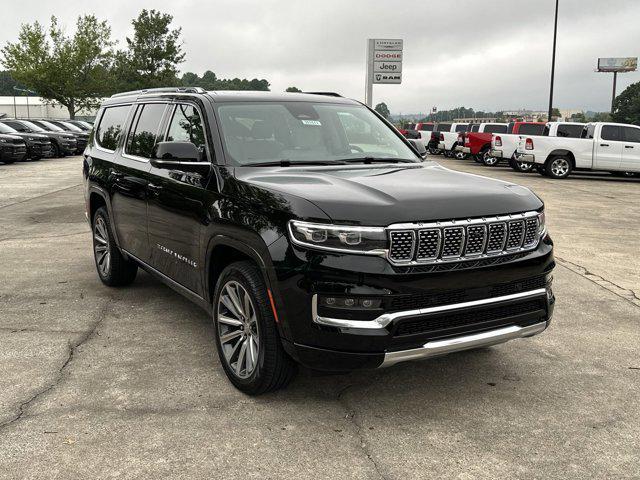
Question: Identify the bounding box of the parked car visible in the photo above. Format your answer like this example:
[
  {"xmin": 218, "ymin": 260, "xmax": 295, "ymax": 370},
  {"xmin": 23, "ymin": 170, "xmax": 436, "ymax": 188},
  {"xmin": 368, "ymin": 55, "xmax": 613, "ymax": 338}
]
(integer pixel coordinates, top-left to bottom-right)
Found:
[
  {"xmin": 0, "ymin": 119, "xmax": 77, "ymax": 157},
  {"xmin": 436, "ymin": 123, "xmax": 470, "ymax": 159},
  {"xmin": 487, "ymin": 122, "xmax": 546, "ymax": 170},
  {"xmin": 66, "ymin": 120, "xmax": 93, "ymax": 131},
  {"xmin": 0, "ymin": 121, "xmax": 52, "ymax": 160},
  {"xmin": 0, "ymin": 133, "xmax": 27, "ymax": 164},
  {"xmin": 28, "ymin": 119, "xmax": 88, "ymax": 154},
  {"xmin": 516, "ymin": 122, "xmax": 640, "ymax": 179},
  {"xmin": 397, "ymin": 127, "xmax": 421, "ymax": 140},
  {"xmin": 84, "ymin": 87, "xmax": 555, "ymax": 394},
  {"xmin": 455, "ymin": 123, "xmax": 509, "ymax": 163},
  {"xmin": 413, "ymin": 122, "xmax": 440, "ymax": 154},
  {"xmin": 542, "ymin": 121, "xmax": 586, "ymax": 139}
]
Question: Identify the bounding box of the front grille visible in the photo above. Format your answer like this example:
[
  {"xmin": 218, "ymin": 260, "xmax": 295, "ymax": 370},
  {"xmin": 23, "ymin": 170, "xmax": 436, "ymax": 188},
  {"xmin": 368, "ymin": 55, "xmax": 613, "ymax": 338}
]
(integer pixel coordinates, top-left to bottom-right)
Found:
[
  {"xmin": 394, "ymin": 299, "xmax": 546, "ymax": 337},
  {"xmin": 387, "ymin": 275, "xmax": 546, "ymax": 312},
  {"xmin": 387, "ymin": 211, "xmax": 541, "ymax": 265}
]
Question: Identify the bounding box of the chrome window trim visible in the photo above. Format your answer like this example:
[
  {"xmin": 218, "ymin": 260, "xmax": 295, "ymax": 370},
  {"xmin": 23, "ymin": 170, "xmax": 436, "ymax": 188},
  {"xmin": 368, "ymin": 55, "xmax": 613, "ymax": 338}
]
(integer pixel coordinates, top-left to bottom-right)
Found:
[{"xmin": 311, "ymin": 287, "xmax": 548, "ymax": 330}]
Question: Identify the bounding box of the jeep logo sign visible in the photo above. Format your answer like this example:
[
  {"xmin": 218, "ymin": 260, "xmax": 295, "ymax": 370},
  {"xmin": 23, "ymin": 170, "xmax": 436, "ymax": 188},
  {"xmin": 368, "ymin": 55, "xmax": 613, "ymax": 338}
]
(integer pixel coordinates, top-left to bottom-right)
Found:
[{"xmin": 365, "ymin": 38, "xmax": 403, "ymax": 105}]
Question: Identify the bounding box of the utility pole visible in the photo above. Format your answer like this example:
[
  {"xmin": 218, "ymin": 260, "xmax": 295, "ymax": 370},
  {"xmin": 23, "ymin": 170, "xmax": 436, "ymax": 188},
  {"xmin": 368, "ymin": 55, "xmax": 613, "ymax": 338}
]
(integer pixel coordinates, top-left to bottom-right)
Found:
[
  {"xmin": 548, "ymin": 0, "xmax": 559, "ymax": 121},
  {"xmin": 611, "ymin": 71, "xmax": 617, "ymax": 114}
]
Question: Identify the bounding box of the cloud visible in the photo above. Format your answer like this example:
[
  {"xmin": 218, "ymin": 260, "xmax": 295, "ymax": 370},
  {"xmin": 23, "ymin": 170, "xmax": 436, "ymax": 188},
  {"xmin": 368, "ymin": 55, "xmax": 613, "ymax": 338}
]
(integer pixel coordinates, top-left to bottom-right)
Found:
[{"xmin": 1, "ymin": 0, "xmax": 638, "ymax": 112}]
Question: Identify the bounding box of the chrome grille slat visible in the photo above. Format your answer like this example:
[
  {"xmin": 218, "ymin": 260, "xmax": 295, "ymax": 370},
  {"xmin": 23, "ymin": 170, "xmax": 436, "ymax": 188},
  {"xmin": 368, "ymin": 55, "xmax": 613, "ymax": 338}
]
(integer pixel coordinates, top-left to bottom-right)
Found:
[{"xmin": 386, "ymin": 211, "xmax": 543, "ymax": 266}]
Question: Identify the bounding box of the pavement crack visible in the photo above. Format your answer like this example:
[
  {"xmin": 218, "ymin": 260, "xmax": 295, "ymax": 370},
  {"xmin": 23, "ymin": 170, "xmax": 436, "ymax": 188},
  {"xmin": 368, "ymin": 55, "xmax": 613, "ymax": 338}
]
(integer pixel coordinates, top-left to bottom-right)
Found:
[
  {"xmin": 0, "ymin": 183, "xmax": 82, "ymax": 210},
  {"xmin": 337, "ymin": 384, "xmax": 390, "ymax": 480},
  {"xmin": 556, "ymin": 256, "xmax": 640, "ymax": 308},
  {"xmin": 0, "ymin": 298, "xmax": 113, "ymax": 431}
]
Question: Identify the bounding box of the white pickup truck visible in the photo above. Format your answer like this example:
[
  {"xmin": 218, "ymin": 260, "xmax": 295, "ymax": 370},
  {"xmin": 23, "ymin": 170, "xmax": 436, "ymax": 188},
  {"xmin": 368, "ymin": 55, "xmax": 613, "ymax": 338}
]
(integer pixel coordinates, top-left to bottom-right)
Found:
[
  {"xmin": 516, "ymin": 122, "xmax": 640, "ymax": 179},
  {"xmin": 489, "ymin": 122, "xmax": 585, "ymax": 172},
  {"xmin": 436, "ymin": 123, "xmax": 470, "ymax": 158}
]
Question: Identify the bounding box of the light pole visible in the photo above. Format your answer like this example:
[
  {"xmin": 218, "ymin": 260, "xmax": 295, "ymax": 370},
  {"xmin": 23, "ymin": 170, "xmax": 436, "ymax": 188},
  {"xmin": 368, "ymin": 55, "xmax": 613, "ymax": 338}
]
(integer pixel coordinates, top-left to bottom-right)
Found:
[
  {"xmin": 548, "ymin": 0, "xmax": 559, "ymax": 121},
  {"xmin": 12, "ymin": 86, "xmax": 37, "ymax": 118}
]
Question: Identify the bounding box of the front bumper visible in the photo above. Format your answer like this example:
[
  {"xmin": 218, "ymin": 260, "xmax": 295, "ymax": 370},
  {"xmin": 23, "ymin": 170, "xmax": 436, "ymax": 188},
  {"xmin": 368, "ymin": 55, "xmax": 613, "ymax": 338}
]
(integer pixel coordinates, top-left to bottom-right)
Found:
[
  {"xmin": 27, "ymin": 142, "xmax": 53, "ymax": 158},
  {"xmin": 0, "ymin": 144, "xmax": 27, "ymax": 162},
  {"xmin": 271, "ymin": 235, "xmax": 555, "ymax": 371}
]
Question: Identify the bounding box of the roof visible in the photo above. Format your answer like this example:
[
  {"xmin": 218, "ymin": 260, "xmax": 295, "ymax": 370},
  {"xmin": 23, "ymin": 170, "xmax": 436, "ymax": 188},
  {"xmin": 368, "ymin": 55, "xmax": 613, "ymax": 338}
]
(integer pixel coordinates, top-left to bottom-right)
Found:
[{"xmin": 104, "ymin": 88, "xmax": 359, "ymax": 106}]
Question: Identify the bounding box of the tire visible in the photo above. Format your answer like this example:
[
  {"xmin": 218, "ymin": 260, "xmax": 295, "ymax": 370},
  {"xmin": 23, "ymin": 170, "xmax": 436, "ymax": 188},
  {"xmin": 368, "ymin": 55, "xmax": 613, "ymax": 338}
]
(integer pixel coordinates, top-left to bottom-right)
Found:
[
  {"xmin": 545, "ymin": 155, "xmax": 572, "ymax": 179},
  {"xmin": 454, "ymin": 150, "xmax": 468, "ymax": 160},
  {"xmin": 1, "ymin": 159, "xmax": 16, "ymax": 164},
  {"xmin": 428, "ymin": 147, "xmax": 441, "ymax": 156},
  {"xmin": 536, "ymin": 165, "xmax": 547, "ymax": 176},
  {"xmin": 213, "ymin": 261, "xmax": 296, "ymax": 395},
  {"xmin": 92, "ymin": 207, "xmax": 138, "ymax": 286},
  {"xmin": 52, "ymin": 142, "xmax": 61, "ymax": 158},
  {"xmin": 481, "ymin": 148, "xmax": 499, "ymax": 166},
  {"xmin": 510, "ymin": 158, "xmax": 534, "ymax": 173}
]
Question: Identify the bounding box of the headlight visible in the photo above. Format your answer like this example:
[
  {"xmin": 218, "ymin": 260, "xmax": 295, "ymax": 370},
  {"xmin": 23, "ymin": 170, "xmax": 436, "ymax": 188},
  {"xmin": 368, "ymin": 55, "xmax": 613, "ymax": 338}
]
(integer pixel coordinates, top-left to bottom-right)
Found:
[
  {"xmin": 0, "ymin": 139, "xmax": 7, "ymax": 143},
  {"xmin": 288, "ymin": 220, "xmax": 387, "ymax": 255},
  {"xmin": 537, "ymin": 211, "xmax": 546, "ymax": 236},
  {"xmin": 27, "ymin": 137, "xmax": 36, "ymax": 141}
]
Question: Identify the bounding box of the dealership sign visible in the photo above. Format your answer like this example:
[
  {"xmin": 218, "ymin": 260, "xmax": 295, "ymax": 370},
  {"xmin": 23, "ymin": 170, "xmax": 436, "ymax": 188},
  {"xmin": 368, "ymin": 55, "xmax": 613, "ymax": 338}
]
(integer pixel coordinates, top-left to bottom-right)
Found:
[
  {"xmin": 365, "ymin": 38, "xmax": 403, "ymax": 106},
  {"xmin": 597, "ymin": 57, "xmax": 638, "ymax": 72}
]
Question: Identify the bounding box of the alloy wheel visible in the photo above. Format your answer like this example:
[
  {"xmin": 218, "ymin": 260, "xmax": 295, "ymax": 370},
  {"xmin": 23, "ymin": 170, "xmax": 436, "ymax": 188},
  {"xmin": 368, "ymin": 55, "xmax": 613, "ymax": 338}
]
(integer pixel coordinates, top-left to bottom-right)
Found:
[
  {"xmin": 517, "ymin": 162, "xmax": 533, "ymax": 172},
  {"xmin": 455, "ymin": 151, "xmax": 466, "ymax": 160},
  {"xmin": 93, "ymin": 216, "xmax": 111, "ymax": 277},
  {"xmin": 483, "ymin": 151, "xmax": 499, "ymax": 166},
  {"xmin": 217, "ymin": 280, "xmax": 260, "ymax": 379},
  {"xmin": 551, "ymin": 158, "xmax": 569, "ymax": 177}
]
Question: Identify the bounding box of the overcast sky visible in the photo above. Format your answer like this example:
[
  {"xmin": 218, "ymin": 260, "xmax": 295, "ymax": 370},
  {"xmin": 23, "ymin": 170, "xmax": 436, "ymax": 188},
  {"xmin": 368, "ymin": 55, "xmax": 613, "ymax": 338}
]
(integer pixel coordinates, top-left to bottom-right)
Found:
[{"xmin": 1, "ymin": 0, "xmax": 639, "ymax": 113}]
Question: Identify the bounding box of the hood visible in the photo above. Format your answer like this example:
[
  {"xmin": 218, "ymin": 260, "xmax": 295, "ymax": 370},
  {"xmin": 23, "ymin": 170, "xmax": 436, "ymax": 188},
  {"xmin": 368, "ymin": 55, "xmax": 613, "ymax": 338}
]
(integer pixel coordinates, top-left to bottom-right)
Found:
[
  {"xmin": 235, "ymin": 162, "xmax": 542, "ymax": 226},
  {"xmin": 0, "ymin": 133, "xmax": 25, "ymax": 143},
  {"xmin": 12, "ymin": 132, "xmax": 49, "ymax": 141}
]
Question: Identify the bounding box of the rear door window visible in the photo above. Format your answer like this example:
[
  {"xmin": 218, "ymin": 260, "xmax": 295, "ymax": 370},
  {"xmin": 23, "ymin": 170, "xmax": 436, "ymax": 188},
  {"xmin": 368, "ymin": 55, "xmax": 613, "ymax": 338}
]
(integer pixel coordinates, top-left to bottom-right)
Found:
[
  {"xmin": 623, "ymin": 126, "xmax": 640, "ymax": 143},
  {"xmin": 96, "ymin": 105, "xmax": 131, "ymax": 151},
  {"xmin": 125, "ymin": 103, "xmax": 167, "ymax": 158},
  {"xmin": 471, "ymin": 124, "xmax": 479, "ymax": 132},
  {"xmin": 455, "ymin": 124, "xmax": 467, "ymax": 132},
  {"xmin": 600, "ymin": 125, "xmax": 621, "ymax": 141},
  {"xmin": 437, "ymin": 123, "xmax": 452, "ymax": 132}
]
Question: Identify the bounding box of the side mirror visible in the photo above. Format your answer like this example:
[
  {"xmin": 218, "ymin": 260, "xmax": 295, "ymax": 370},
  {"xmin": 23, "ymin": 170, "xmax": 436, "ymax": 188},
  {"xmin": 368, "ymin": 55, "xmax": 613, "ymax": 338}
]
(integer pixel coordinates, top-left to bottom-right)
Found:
[
  {"xmin": 407, "ymin": 139, "xmax": 428, "ymax": 159},
  {"xmin": 150, "ymin": 141, "xmax": 210, "ymax": 174}
]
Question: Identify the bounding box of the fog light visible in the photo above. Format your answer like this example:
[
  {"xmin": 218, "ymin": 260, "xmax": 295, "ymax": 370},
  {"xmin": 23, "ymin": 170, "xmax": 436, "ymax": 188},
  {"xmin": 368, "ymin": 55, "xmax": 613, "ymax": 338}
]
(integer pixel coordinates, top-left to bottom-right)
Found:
[
  {"xmin": 325, "ymin": 297, "xmax": 336, "ymax": 306},
  {"xmin": 344, "ymin": 298, "xmax": 355, "ymax": 307},
  {"xmin": 361, "ymin": 299, "xmax": 373, "ymax": 308}
]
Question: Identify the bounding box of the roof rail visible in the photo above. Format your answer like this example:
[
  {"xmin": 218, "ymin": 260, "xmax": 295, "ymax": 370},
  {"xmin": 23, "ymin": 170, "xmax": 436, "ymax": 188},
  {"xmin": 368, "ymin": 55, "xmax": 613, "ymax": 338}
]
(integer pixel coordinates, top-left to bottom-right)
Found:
[
  {"xmin": 302, "ymin": 91, "xmax": 342, "ymax": 97},
  {"xmin": 110, "ymin": 87, "xmax": 206, "ymax": 98}
]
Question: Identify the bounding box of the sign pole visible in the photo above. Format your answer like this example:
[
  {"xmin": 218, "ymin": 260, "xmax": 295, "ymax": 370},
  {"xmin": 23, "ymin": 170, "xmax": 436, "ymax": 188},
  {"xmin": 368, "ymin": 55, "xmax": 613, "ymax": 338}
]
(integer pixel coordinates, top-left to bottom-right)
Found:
[
  {"xmin": 365, "ymin": 39, "xmax": 374, "ymax": 107},
  {"xmin": 548, "ymin": 0, "xmax": 559, "ymax": 121},
  {"xmin": 611, "ymin": 72, "xmax": 617, "ymax": 114}
]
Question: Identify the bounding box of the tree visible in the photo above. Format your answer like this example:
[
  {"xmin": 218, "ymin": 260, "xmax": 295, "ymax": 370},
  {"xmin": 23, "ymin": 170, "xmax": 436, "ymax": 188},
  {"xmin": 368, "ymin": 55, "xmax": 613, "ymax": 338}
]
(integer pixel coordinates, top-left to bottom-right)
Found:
[
  {"xmin": 374, "ymin": 102, "xmax": 390, "ymax": 119},
  {"xmin": 551, "ymin": 108, "xmax": 561, "ymax": 121},
  {"xmin": 114, "ymin": 9, "xmax": 185, "ymax": 90},
  {"xmin": 612, "ymin": 81, "xmax": 640, "ymax": 125},
  {"xmin": 0, "ymin": 71, "xmax": 35, "ymax": 96},
  {"xmin": 179, "ymin": 71, "xmax": 270, "ymax": 91},
  {"xmin": 286, "ymin": 86, "xmax": 302, "ymax": 93},
  {"xmin": 2, "ymin": 15, "xmax": 114, "ymax": 118}
]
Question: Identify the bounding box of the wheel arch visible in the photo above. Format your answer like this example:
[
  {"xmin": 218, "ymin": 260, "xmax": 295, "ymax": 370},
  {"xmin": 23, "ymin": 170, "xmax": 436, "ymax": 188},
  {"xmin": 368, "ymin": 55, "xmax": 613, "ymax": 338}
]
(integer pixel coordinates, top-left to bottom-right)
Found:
[{"xmin": 546, "ymin": 150, "xmax": 575, "ymax": 168}]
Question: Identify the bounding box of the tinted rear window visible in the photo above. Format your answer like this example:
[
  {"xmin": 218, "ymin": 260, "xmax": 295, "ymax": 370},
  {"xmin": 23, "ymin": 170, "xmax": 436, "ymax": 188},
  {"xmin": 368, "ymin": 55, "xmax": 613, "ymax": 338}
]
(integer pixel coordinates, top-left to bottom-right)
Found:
[
  {"xmin": 125, "ymin": 103, "xmax": 167, "ymax": 158},
  {"xmin": 601, "ymin": 125, "xmax": 621, "ymax": 141},
  {"xmin": 556, "ymin": 124, "xmax": 583, "ymax": 138},
  {"xmin": 418, "ymin": 124, "xmax": 433, "ymax": 131},
  {"xmin": 623, "ymin": 126, "xmax": 640, "ymax": 143},
  {"xmin": 471, "ymin": 124, "xmax": 480, "ymax": 132},
  {"xmin": 455, "ymin": 124, "xmax": 468, "ymax": 132},
  {"xmin": 507, "ymin": 123, "xmax": 515, "ymax": 134},
  {"xmin": 437, "ymin": 123, "xmax": 452, "ymax": 132},
  {"xmin": 484, "ymin": 124, "xmax": 507, "ymax": 134},
  {"xmin": 96, "ymin": 105, "xmax": 131, "ymax": 151},
  {"xmin": 518, "ymin": 124, "xmax": 545, "ymax": 135}
]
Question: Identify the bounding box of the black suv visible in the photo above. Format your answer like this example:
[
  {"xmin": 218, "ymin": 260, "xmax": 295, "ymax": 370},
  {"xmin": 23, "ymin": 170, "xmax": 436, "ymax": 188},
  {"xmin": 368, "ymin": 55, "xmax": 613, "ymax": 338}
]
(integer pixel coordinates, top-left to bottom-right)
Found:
[
  {"xmin": 0, "ymin": 121, "xmax": 52, "ymax": 160},
  {"xmin": 83, "ymin": 88, "xmax": 555, "ymax": 394},
  {"xmin": 28, "ymin": 119, "xmax": 87, "ymax": 154},
  {"xmin": 0, "ymin": 119, "xmax": 77, "ymax": 157}
]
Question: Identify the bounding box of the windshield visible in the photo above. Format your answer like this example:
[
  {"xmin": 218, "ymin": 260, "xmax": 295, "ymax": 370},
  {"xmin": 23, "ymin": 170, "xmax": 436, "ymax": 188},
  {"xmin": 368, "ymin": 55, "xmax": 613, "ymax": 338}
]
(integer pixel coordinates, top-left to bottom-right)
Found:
[
  {"xmin": 0, "ymin": 123, "xmax": 18, "ymax": 134},
  {"xmin": 58, "ymin": 121, "xmax": 82, "ymax": 132},
  {"xmin": 36, "ymin": 120, "xmax": 64, "ymax": 132},
  {"xmin": 18, "ymin": 120, "xmax": 45, "ymax": 132},
  {"xmin": 216, "ymin": 102, "xmax": 419, "ymax": 165}
]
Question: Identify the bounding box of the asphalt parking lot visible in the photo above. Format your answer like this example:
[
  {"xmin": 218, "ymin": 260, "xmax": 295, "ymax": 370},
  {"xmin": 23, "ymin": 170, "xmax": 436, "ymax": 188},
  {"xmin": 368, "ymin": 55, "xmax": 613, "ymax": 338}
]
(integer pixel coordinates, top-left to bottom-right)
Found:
[{"xmin": 0, "ymin": 155, "xmax": 638, "ymax": 479}]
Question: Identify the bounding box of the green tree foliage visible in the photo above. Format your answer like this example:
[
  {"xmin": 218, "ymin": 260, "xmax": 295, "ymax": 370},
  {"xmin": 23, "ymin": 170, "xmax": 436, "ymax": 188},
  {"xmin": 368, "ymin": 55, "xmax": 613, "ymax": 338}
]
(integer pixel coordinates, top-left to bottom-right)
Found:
[
  {"xmin": 285, "ymin": 86, "xmax": 302, "ymax": 92},
  {"xmin": 1, "ymin": 15, "xmax": 114, "ymax": 118},
  {"xmin": 374, "ymin": 102, "xmax": 391, "ymax": 119},
  {"xmin": 0, "ymin": 71, "xmax": 34, "ymax": 95},
  {"xmin": 179, "ymin": 70, "xmax": 270, "ymax": 91},
  {"xmin": 612, "ymin": 81, "xmax": 640, "ymax": 125},
  {"xmin": 114, "ymin": 9, "xmax": 185, "ymax": 90}
]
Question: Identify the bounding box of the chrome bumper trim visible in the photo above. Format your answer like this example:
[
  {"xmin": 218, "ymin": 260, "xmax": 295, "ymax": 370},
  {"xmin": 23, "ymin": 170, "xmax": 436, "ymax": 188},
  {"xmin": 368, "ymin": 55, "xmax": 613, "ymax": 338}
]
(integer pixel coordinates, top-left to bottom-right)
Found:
[
  {"xmin": 438, "ymin": 142, "xmax": 446, "ymax": 150},
  {"xmin": 381, "ymin": 321, "xmax": 548, "ymax": 367},
  {"xmin": 311, "ymin": 288, "xmax": 547, "ymax": 330},
  {"xmin": 516, "ymin": 153, "xmax": 536, "ymax": 163},
  {"xmin": 490, "ymin": 149, "xmax": 504, "ymax": 158}
]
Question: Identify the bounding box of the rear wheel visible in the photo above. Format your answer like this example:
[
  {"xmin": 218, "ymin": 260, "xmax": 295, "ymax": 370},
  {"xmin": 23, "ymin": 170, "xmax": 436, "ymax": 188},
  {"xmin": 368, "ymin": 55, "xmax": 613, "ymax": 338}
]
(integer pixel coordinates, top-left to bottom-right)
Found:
[
  {"xmin": 92, "ymin": 207, "xmax": 138, "ymax": 286},
  {"xmin": 52, "ymin": 142, "xmax": 61, "ymax": 158},
  {"xmin": 510, "ymin": 158, "xmax": 534, "ymax": 172},
  {"xmin": 481, "ymin": 148, "xmax": 500, "ymax": 166},
  {"xmin": 213, "ymin": 261, "xmax": 296, "ymax": 395},
  {"xmin": 545, "ymin": 156, "xmax": 572, "ymax": 179},
  {"xmin": 454, "ymin": 150, "xmax": 468, "ymax": 160},
  {"xmin": 428, "ymin": 146, "xmax": 441, "ymax": 155}
]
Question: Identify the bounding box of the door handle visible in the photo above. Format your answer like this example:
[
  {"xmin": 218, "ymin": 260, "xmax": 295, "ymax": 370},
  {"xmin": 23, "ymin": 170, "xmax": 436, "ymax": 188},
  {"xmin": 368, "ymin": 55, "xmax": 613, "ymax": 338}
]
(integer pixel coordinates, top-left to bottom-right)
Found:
[
  {"xmin": 625, "ymin": 145, "xmax": 634, "ymax": 149},
  {"xmin": 600, "ymin": 144, "xmax": 609, "ymax": 147}
]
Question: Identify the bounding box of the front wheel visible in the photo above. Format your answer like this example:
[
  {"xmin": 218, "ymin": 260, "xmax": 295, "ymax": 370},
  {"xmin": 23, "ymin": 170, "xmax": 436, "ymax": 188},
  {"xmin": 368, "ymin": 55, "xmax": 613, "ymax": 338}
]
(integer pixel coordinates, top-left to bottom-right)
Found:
[
  {"xmin": 545, "ymin": 156, "xmax": 572, "ymax": 179},
  {"xmin": 213, "ymin": 261, "xmax": 296, "ymax": 395},
  {"xmin": 92, "ymin": 207, "xmax": 138, "ymax": 286}
]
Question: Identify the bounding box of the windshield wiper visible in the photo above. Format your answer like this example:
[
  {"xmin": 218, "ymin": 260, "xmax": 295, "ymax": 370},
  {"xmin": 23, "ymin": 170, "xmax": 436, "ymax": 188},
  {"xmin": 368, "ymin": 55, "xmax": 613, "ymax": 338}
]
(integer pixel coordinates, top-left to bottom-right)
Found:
[
  {"xmin": 247, "ymin": 160, "xmax": 346, "ymax": 167},
  {"xmin": 342, "ymin": 157, "xmax": 416, "ymax": 164}
]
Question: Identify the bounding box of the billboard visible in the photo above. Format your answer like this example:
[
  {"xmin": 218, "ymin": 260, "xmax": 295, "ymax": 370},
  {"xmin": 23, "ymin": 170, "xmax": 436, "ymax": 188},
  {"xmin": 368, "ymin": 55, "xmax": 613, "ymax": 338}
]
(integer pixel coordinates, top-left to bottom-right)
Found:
[{"xmin": 597, "ymin": 57, "xmax": 638, "ymax": 72}]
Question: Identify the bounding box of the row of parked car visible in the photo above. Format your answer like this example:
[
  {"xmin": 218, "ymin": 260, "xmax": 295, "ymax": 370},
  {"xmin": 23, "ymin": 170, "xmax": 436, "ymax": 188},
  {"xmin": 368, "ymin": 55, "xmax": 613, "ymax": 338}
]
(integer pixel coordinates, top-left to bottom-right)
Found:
[
  {"xmin": 0, "ymin": 118, "xmax": 93, "ymax": 164},
  {"xmin": 400, "ymin": 120, "xmax": 640, "ymax": 179}
]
